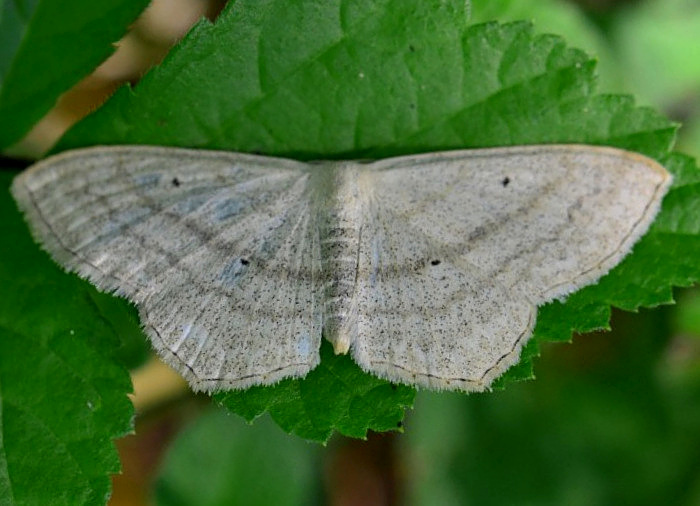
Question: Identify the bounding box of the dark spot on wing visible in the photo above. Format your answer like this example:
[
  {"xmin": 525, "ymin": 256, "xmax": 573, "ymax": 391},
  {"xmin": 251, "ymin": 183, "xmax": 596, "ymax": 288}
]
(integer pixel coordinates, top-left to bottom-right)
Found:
[
  {"xmin": 172, "ymin": 177, "xmax": 180, "ymax": 187},
  {"xmin": 430, "ymin": 259, "xmax": 441, "ymax": 266},
  {"xmin": 502, "ymin": 177, "xmax": 510, "ymax": 187},
  {"xmin": 220, "ymin": 257, "xmax": 250, "ymax": 287}
]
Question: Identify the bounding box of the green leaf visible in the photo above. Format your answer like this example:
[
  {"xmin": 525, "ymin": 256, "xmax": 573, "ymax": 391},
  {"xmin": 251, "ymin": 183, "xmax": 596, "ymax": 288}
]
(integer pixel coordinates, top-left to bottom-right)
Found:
[
  {"xmin": 87, "ymin": 288, "xmax": 151, "ymax": 371},
  {"xmin": 7, "ymin": 0, "xmax": 698, "ymax": 443},
  {"xmin": 0, "ymin": 172, "xmax": 135, "ymax": 505},
  {"xmin": 0, "ymin": 0, "xmax": 150, "ymax": 149},
  {"xmin": 153, "ymin": 408, "xmax": 318, "ymax": 506},
  {"xmin": 216, "ymin": 341, "xmax": 414, "ymax": 442},
  {"xmin": 468, "ymin": 0, "xmax": 623, "ymax": 92}
]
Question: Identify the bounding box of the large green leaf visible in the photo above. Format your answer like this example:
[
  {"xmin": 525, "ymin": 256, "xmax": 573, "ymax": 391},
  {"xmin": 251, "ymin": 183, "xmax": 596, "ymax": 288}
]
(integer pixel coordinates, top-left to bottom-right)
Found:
[
  {"xmin": 0, "ymin": 172, "xmax": 136, "ymax": 505},
  {"xmin": 7, "ymin": 0, "xmax": 699, "ymax": 447},
  {"xmin": 0, "ymin": 0, "xmax": 150, "ymax": 149}
]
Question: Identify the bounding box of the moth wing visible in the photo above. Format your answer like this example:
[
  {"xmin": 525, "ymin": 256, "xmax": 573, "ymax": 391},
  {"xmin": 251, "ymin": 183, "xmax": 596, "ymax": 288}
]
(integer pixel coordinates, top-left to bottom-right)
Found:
[
  {"xmin": 13, "ymin": 146, "xmax": 323, "ymax": 391},
  {"xmin": 349, "ymin": 145, "xmax": 670, "ymax": 389}
]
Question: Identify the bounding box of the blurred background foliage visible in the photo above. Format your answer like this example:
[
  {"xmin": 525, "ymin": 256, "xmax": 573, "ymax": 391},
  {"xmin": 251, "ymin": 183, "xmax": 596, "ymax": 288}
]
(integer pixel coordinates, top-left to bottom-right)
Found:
[{"xmin": 8, "ymin": 0, "xmax": 699, "ymax": 504}]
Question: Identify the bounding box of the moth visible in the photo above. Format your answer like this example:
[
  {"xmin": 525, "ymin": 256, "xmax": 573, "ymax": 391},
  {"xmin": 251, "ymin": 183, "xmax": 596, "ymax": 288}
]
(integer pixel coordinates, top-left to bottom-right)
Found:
[{"xmin": 12, "ymin": 145, "xmax": 671, "ymax": 391}]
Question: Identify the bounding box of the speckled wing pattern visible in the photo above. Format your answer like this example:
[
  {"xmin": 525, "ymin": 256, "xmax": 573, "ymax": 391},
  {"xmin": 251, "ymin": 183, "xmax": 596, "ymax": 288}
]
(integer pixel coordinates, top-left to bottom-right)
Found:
[
  {"xmin": 351, "ymin": 146, "xmax": 670, "ymax": 389},
  {"xmin": 12, "ymin": 145, "xmax": 671, "ymax": 392},
  {"xmin": 12, "ymin": 147, "xmax": 323, "ymax": 391}
]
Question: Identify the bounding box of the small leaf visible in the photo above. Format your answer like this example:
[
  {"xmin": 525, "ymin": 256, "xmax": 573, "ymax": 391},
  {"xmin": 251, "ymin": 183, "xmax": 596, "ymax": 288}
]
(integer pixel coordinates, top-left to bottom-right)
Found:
[{"xmin": 0, "ymin": 0, "xmax": 150, "ymax": 148}]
